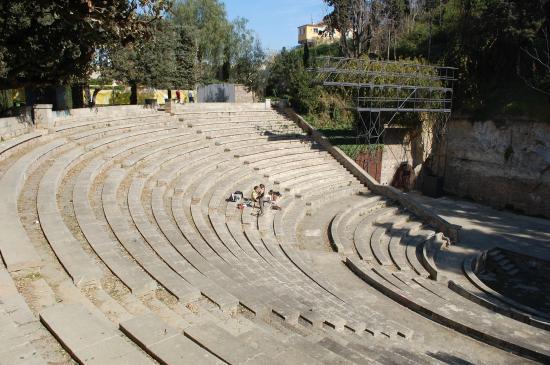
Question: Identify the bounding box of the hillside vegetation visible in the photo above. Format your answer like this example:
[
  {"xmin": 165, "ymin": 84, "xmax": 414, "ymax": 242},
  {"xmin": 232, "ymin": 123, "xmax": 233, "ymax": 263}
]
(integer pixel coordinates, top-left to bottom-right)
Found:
[{"xmin": 266, "ymin": 0, "xmax": 550, "ymax": 123}]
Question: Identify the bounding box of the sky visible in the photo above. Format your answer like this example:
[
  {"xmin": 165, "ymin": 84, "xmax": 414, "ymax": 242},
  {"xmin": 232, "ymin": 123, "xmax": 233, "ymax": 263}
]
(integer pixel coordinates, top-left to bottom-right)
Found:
[{"xmin": 224, "ymin": 0, "xmax": 330, "ymax": 53}]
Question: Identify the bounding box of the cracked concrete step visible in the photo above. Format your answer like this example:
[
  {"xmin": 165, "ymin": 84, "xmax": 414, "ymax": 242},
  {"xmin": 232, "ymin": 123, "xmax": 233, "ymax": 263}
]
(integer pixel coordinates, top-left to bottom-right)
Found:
[
  {"xmin": 0, "ymin": 268, "xmax": 48, "ymax": 365},
  {"xmin": 39, "ymin": 303, "xmax": 154, "ymax": 365},
  {"xmin": 120, "ymin": 313, "xmax": 223, "ymax": 364}
]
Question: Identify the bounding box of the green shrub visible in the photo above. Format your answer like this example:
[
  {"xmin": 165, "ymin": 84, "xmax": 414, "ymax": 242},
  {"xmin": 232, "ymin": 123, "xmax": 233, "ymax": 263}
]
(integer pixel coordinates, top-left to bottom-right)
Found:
[{"xmin": 111, "ymin": 91, "xmax": 130, "ymax": 105}]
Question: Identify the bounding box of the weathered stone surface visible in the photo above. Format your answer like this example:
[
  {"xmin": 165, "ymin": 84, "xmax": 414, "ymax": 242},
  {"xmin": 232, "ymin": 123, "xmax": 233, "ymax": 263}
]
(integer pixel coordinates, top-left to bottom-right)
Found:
[
  {"xmin": 33, "ymin": 104, "xmax": 53, "ymax": 129},
  {"xmin": 120, "ymin": 314, "xmax": 222, "ymax": 365},
  {"xmin": 39, "ymin": 304, "xmax": 154, "ymax": 365},
  {"xmin": 437, "ymin": 118, "xmax": 550, "ymax": 218},
  {"xmin": 0, "ymin": 103, "xmax": 547, "ymax": 365}
]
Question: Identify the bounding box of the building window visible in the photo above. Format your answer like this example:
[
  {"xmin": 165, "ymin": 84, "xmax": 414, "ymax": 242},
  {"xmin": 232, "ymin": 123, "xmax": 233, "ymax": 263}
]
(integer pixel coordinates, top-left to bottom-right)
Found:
[{"xmin": 313, "ymin": 28, "xmax": 319, "ymax": 33}]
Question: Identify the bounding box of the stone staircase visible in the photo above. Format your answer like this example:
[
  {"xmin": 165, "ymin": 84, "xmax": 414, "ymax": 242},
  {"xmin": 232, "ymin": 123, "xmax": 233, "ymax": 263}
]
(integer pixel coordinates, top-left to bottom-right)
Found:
[{"xmin": 0, "ymin": 103, "xmax": 547, "ymax": 364}]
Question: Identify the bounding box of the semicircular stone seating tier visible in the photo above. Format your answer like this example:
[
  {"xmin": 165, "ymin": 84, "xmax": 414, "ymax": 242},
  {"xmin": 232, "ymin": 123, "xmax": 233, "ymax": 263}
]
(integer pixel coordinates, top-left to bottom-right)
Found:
[{"xmin": 0, "ymin": 103, "xmax": 548, "ymax": 365}]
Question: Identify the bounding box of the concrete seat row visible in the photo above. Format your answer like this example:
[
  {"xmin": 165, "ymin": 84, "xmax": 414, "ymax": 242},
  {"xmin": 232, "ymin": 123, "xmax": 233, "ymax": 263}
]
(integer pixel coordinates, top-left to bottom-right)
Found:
[
  {"xmin": 208, "ymin": 157, "xmax": 402, "ymax": 336},
  {"xmin": 0, "ymin": 139, "xmax": 66, "ymax": 272},
  {"xmin": 196, "ymin": 122, "xmax": 301, "ymax": 139},
  {"xmin": 37, "ymin": 143, "xmax": 104, "ymax": 287},
  {"xmin": 40, "ymin": 303, "xmax": 155, "ymax": 364},
  {"xmin": 0, "ymin": 266, "xmax": 47, "ymax": 364},
  {"xmin": 329, "ymin": 197, "xmax": 386, "ymax": 255},
  {"xmin": 0, "ymin": 130, "xmax": 44, "ymax": 161},
  {"xmin": 128, "ymin": 174, "xmax": 240, "ymax": 312},
  {"xmin": 174, "ymin": 105, "xmax": 272, "ymax": 116},
  {"xmin": 183, "ymin": 114, "xmax": 287, "ymax": 125},
  {"xmin": 67, "ymin": 118, "xmax": 173, "ymax": 142},
  {"xmin": 138, "ymin": 136, "xmax": 392, "ymax": 336},
  {"xmin": 71, "ymin": 127, "xmax": 193, "ymax": 293},
  {"xmin": 346, "ymin": 257, "xmax": 550, "ymax": 362},
  {"xmin": 170, "ymin": 146, "xmax": 340, "ymax": 322},
  {"xmin": 269, "ymin": 184, "xmax": 417, "ymax": 339},
  {"xmin": 0, "ymin": 107, "xmax": 328, "ymax": 362},
  {"xmin": 142, "ymin": 141, "xmax": 328, "ymax": 322},
  {"xmin": 175, "ymin": 105, "xmax": 271, "ymax": 114},
  {"xmin": 102, "ymin": 169, "xmax": 201, "ymax": 304},
  {"xmin": 0, "ymin": 113, "xmax": 213, "ymax": 363},
  {"xmin": 164, "ymin": 139, "xmax": 392, "ymax": 342},
  {"xmin": 4, "ymin": 105, "xmax": 542, "ymax": 364},
  {"xmin": 99, "ymin": 130, "xmax": 376, "ymax": 358},
  {"xmin": 368, "ymin": 213, "xmax": 411, "ymax": 268},
  {"xmin": 38, "ymin": 123, "xmax": 195, "ymax": 293}
]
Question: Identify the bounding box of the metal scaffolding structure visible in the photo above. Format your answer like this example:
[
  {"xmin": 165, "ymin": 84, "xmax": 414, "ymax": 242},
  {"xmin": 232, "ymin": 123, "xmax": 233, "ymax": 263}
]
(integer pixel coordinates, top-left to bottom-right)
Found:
[{"xmin": 311, "ymin": 56, "xmax": 457, "ymax": 148}]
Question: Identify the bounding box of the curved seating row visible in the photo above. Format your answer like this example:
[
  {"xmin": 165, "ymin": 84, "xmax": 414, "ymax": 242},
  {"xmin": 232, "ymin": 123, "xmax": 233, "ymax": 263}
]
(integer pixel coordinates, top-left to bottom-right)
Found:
[
  {"xmin": 0, "ymin": 138, "xmax": 65, "ymax": 272},
  {"xmin": 452, "ymin": 256, "xmax": 550, "ymax": 330},
  {"xmin": 0, "ymin": 105, "xmax": 544, "ymax": 364},
  {"xmin": 0, "ymin": 266, "xmax": 47, "ymax": 364},
  {"xmin": 1, "ymin": 114, "xmax": 199, "ymax": 363},
  {"xmin": 346, "ymin": 258, "xmax": 550, "ymax": 362},
  {"xmin": 320, "ymin": 174, "xmax": 550, "ymax": 362}
]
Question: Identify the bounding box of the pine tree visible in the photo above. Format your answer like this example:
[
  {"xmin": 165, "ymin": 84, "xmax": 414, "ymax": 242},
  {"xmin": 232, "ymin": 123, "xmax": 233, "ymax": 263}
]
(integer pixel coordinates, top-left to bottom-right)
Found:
[
  {"xmin": 303, "ymin": 42, "xmax": 311, "ymax": 68},
  {"xmin": 175, "ymin": 26, "xmax": 198, "ymax": 89}
]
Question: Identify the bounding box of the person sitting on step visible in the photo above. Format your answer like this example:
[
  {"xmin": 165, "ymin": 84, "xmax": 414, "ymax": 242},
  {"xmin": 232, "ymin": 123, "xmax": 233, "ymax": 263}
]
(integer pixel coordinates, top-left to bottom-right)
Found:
[
  {"xmin": 267, "ymin": 189, "xmax": 282, "ymax": 210},
  {"xmin": 259, "ymin": 184, "xmax": 274, "ymax": 209},
  {"xmin": 251, "ymin": 185, "xmax": 264, "ymax": 216}
]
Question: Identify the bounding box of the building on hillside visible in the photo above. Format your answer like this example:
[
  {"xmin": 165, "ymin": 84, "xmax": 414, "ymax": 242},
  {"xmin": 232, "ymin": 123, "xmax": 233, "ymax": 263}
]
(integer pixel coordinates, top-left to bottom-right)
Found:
[{"xmin": 298, "ymin": 22, "xmax": 341, "ymax": 45}]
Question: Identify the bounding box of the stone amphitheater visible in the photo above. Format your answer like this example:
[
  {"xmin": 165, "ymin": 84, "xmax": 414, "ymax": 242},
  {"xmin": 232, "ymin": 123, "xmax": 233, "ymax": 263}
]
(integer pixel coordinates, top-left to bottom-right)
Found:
[{"xmin": 0, "ymin": 102, "xmax": 549, "ymax": 365}]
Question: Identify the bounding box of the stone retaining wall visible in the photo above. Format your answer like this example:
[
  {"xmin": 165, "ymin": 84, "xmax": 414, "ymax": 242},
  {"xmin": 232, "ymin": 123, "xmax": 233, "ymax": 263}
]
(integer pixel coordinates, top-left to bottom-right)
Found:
[
  {"xmin": 53, "ymin": 105, "xmax": 156, "ymax": 124},
  {"xmin": 432, "ymin": 117, "xmax": 550, "ymax": 218},
  {"xmin": 0, "ymin": 110, "xmax": 33, "ymax": 140},
  {"xmin": 0, "ymin": 105, "xmax": 157, "ymax": 140}
]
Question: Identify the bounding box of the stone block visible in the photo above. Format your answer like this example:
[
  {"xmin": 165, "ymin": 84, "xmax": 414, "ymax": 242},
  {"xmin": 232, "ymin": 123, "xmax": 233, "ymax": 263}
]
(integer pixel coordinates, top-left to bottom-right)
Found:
[{"xmin": 33, "ymin": 104, "xmax": 53, "ymax": 129}]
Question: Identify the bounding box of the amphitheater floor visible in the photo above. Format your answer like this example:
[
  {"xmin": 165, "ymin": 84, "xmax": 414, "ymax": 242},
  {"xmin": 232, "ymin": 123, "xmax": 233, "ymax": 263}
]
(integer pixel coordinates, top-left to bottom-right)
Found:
[{"xmin": 406, "ymin": 192, "xmax": 550, "ymax": 259}]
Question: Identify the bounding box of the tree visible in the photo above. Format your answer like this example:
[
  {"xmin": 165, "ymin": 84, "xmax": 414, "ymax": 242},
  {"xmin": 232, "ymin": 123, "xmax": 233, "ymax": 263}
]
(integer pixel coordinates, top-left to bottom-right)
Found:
[
  {"xmin": 382, "ymin": 0, "xmax": 410, "ymax": 58},
  {"xmin": 174, "ymin": 25, "xmax": 198, "ymax": 89},
  {"xmin": 99, "ymin": 19, "xmax": 196, "ymax": 104},
  {"xmin": 519, "ymin": 0, "xmax": 550, "ymax": 96},
  {"xmin": 227, "ymin": 18, "xmax": 266, "ymax": 92},
  {"xmin": 303, "ymin": 42, "xmax": 311, "ymax": 68},
  {"xmin": 171, "ymin": 0, "xmax": 231, "ymax": 83},
  {"xmin": 171, "ymin": 3, "xmax": 265, "ymax": 91},
  {"xmin": 0, "ymin": 0, "xmax": 171, "ymax": 90},
  {"xmin": 324, "ymin": 0, "xmax": 374, "ymax": 57},
  {"xmin": 392, "ymin": 0, "xmax": 550, "ymax": 108},
  {"xmin": 0, "ymin": 47, "xmax": 6, "ymax": 80}
]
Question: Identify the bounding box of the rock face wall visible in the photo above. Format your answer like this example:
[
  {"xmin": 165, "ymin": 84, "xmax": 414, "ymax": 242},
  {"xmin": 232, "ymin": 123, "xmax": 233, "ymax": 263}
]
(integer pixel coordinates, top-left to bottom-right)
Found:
[
  {"xmin": 435, "ymin": 118, "xmax": 550, "ymax": 218},
  {"xmin": 377, "ymin": 127, "xmax": 431, "ymax": 187}
]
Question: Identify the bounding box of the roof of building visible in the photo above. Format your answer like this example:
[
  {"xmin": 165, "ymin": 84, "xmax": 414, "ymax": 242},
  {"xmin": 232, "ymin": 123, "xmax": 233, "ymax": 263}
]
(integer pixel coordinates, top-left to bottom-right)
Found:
[{"xmin": 298, "ymin": 21, "xmax": 325, "ymax": 28}]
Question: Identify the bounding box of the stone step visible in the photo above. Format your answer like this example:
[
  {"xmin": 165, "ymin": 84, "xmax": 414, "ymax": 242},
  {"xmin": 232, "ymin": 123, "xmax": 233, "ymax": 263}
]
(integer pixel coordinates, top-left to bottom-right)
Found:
[
  {"xmin": 102, "ymin": 169, "xmax": 201, "ymax": 304},
  {"xmin": 0, "ymin": 267, "xmax": 48, "ymax": 364},
  {"xmin": 0, "ymin": 139, "xmax": 66, "ymax": 272},
  {"xmin": 39, "ymin": 303, "xmax": 154, "ymax": 364},
  {"xmin": 129, "ymin": 178, "xmax": 240, "ymax": 312},
  {"xmin": 0, "ymin": 131, "xmax": 44, "ymax": 161},
  {"xmin": 346, "ymin": 257, "xmax": 550, "ymax": 363},
  {"xmin": 120, "ymin": 313, "xmax": 223, "ymax": 364},
  {"xmin": 54, "ymin": 111, "xmax": 162, "ymax": 130},
  {"xmin": 37, "ymin": 145, "xmax": 103, "ymax": 287}
]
